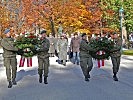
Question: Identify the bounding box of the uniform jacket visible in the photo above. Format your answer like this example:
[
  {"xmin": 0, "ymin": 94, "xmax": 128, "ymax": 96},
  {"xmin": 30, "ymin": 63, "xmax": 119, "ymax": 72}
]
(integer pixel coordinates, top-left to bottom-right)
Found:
[
  {"xmin": 37, "ymin": 37, "xmax": 50, "ymax": 59},
  {"xmin": 70, "ymin": 37, "xmax": 81, "ymax": 52},
  {"xmin": 79, "ymin": 39, "xmax": 93, "ymax": 58},
  {"xmin": 1, "ymin": 37, "xmax": 18, "ymax": 58},
  {"xmin": 110, "ymin": 38, "xmax": 122, "ymax": 57}
]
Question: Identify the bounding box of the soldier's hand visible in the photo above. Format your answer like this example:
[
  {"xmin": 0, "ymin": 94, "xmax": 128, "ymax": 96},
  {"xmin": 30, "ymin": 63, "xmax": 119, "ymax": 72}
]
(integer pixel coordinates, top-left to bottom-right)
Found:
[{"xmin": 17, "ymin": 49, "xmax": 24, "ymax": 55}]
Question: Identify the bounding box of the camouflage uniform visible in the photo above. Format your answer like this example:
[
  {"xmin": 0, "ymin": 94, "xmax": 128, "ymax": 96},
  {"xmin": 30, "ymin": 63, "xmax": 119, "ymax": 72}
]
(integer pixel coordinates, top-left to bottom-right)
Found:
[
  {"xmin": 110, "ymin": 37, "xmax": 122, "ymax": 80},
  {"xmin": 1, "ymin": 37, "xmax": 18, "ymax": 83},
  {"xmin": 79, "ymin": 39, "xmax": 93, "ymax": 81},
  {"xmin": 37, "ymin": 37, "xmax": 50, "ymax": 84}
]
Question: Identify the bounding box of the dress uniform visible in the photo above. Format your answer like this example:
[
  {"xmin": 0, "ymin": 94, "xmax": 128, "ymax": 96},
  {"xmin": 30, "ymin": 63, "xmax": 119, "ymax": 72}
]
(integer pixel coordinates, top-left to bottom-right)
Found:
[
  {"xmin": 37, "ymin": 30, "xmax": 50, "ymax": 84},
  {"xmin": 110, "ymin": 32, "xmax": 122, "ymax": 81},
  {"xmin": 1, "ymin": 29, "xmax": 18, "ymax": 88}
]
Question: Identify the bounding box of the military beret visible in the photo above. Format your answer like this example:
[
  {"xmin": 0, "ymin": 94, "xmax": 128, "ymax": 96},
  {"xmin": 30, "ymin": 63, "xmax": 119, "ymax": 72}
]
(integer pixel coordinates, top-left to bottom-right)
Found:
[
  {"xmin": 4, "ymin": 29, "xmax": 10, "ymax": 34},
  {"xmin": 40, "ymin": 30, "xmax": 47, "ymax": 34},
  {"xmin": 81, "ymin": 33, "xmax": 87, "ymax": 37}
]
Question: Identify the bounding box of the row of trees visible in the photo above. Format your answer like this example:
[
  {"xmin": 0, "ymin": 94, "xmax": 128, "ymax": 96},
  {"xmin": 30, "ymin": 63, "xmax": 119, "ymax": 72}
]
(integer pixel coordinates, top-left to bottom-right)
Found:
[{"xmin": 0, "ymin": 0, "xmax": 133, "ymax": 37}]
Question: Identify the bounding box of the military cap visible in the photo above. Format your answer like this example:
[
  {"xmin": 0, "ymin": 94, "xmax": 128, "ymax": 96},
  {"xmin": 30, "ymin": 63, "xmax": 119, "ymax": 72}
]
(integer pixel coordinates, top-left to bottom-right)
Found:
[{"xmin": 40, "ymin": 30, "xmax": 47, "ymax": 34}]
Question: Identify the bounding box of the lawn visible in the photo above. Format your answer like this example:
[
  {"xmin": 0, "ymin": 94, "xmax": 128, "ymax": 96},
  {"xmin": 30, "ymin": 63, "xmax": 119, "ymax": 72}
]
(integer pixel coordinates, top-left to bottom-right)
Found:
[{"xmin": 122, "ymin": 50, "xmax": 133, "ymax": 55}]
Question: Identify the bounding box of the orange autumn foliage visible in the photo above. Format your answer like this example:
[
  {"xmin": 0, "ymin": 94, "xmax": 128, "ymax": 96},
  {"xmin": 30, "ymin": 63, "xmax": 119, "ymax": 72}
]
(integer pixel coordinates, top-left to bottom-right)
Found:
[{"xmin": 1, "ymin": 0, "xmax": 105, "ymax": 36}]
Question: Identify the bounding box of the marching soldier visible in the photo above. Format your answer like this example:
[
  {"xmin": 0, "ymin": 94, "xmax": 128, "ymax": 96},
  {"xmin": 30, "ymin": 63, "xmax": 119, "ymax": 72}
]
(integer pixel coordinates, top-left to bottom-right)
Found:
[
  {"xmin": 1, "ymin": 29, "xmax": 18, "ymax": 88},
  {"xmin": 110, "ymin": 32, "xmax": 122, "ymax": 81},
  {"xmin": 37, "ymin": 30, "xmax": 50, "ymax": 84},
  {"xmin": 79, "ymin": 33, "xmax": 93, "ymax": 81}
]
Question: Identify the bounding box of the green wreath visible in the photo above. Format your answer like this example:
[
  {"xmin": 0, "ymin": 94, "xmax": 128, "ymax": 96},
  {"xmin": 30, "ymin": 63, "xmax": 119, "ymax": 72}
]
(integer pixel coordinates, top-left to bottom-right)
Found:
[
  {"xmin": 15, "ymin": 33, "xmax": 40, "ymax": 57},
  {"xmin": 89, "ymin": 37, "xmax": 114, "ymax": 60},
  {"xmin": 90, "ymin": 49, "xmax": 110, "ymax": 60}
]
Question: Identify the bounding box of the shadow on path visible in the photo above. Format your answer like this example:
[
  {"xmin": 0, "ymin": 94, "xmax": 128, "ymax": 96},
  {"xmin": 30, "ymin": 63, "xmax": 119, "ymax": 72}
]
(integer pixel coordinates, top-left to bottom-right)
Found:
[{"xmin": 16, "ymin": 68, "xmax": 37, "ymax": 82}]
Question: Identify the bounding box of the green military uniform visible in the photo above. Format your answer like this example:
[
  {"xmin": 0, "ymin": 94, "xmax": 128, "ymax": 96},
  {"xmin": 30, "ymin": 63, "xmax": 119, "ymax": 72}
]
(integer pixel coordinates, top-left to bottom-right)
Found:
[
  {"xmin": 79, "ymin": 38, "xmax": 93, "ymax": 81},
  {"xmin": 110, "ymin": 37, "xmax": 122, "ymax": 81},
  {"xmin": 1, "ymin": 37, "xmax": 18, "ymax": 82},
  {"xmin": 37, "ymin": 37, "xmax": 50, "ymax": 83}
]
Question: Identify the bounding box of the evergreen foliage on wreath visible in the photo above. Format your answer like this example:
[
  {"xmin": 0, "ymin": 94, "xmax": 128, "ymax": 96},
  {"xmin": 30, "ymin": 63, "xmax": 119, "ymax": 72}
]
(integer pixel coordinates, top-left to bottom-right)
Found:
[
  {"xmin": 89, "ymin": 37, "xmax": 114, "ymax": 60},
  {"xmin": 15, "ymin": 33, "xmax": 40, "ymax": 57}
]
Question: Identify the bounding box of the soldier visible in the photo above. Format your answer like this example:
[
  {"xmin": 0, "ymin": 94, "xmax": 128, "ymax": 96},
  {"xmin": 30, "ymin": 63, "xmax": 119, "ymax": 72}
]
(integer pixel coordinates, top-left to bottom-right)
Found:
[
  {"xmin": 37, "ymin": 30, "xmax": 50, "ymax": 84},
  {"xmin": 1, "ymin": 29, "xmax": 19, "ymax": 88},
  {"xmin": 79, "ymin": 33, "xmax": 93, "ymax": 81},
  {"xmin": 110, "ymin": 32, "xmax": 122, "ymax": 81}
]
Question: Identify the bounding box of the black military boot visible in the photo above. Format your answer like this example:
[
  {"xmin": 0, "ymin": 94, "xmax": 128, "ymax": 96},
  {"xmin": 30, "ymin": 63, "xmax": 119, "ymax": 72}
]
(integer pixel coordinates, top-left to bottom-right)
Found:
[
  {"xmin": 39, "ymin": 75, "xmax": 42, "ymax": 83},
  {"xmin": 77, "ymin": 62, "xmax": 79, "ymax": 65},
  {"xmin": 38, "ymin": 69, "xmax": 43, "ymax": 83},
  {"xmin": 12, "ymin": 79, "xmax": 17, "ymax": 85},
  {"xmin": 44, "ymin": 77, "xmax": 48, "ymax": 84},
  {"xmin": 8, "ymin": 81, "xmax": 12, "ymax": 88},
  {"xmin": 87, "ymin": 73, "xmax": 90, "ymax": 78},
  {"xmin": 85, "ymin": 76, "xmax": 89, "ymax": 82},
  {"xmin": 113, "ymin": 73, "xmax": 118, "ymax": 81}
]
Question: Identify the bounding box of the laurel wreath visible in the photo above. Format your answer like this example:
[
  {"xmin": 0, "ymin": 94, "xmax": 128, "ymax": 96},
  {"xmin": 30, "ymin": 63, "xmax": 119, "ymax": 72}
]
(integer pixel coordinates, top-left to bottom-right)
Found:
[{"xmin": 89, "ymin": 37, "xmax": 114, "ymax": 60}]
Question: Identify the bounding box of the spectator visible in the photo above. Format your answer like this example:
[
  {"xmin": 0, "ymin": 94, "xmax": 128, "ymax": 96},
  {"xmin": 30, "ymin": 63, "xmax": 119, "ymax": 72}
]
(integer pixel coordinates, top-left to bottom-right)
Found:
[
  {"xmin": 57, "ymin": 34, "xmax": 68, "ymax": 66},
  {"xmin": 70, "ymin": 32, "xmax": 81, "ymax": 65}
]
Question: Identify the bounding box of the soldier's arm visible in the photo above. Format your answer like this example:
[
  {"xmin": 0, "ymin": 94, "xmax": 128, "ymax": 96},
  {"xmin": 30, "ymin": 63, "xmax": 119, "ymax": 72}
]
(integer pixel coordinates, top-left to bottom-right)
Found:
[
  {"xmin": 1, "ymin": 39, "xmax": 18, "ymax": 51},
  {"xmin": 44, "ymin": 39, "xmax": 50, "ymax": 51},
  {"xmin": 81, "ymin": 41, "xmax": 93, "ymax": 51},
  {"xmin": 39, "ymin": 39, "xmax": 50, "ymax": 52},
  {"xmin": 110, "ymin": 39, "xmax": 122, "ymax": 52}
]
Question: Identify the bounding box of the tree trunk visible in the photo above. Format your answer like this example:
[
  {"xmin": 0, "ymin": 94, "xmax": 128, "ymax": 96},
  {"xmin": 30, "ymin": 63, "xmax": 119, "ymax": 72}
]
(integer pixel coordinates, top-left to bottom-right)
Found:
[{"xmin": 49, "ymin": 16, "xmax": 56, "ymax": 37}]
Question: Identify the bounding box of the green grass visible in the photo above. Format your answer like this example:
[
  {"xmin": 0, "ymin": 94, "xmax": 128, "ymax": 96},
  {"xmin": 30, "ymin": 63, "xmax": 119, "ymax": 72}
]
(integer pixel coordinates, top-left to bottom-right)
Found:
[{"xmin": 122, "ymin": 50, "xmax": 133, "ymax": 55}]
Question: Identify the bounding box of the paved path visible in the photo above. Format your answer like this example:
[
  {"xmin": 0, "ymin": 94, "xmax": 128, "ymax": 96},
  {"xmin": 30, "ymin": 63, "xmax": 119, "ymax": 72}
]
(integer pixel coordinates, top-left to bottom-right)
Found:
[{"xmin": 0, "ymin": 55, "xmax": 133, "ymax": 100}]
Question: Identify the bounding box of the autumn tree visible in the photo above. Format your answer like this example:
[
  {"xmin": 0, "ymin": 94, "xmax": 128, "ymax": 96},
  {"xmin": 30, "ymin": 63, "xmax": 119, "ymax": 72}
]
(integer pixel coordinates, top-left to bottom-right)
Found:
[
  {"xmin": 100, "ymin": 0, "xmax": 133, "ymax": 34},
  {"xmin": 82, "ymin": 0, "xmax": 103, "ymax": 34},
  {"xmin": 0, "ymin": 0, "xmax": 24, "ymax": 36},
  {"xmin": 0, "ymin": 1, "xmax": 10, "ymax": 35},
  {"xmin": 0, "ymin": 0, "xmax": 103, "ymax": 36},
  {"xmin": 46, "ymin": 0, "xmax": 94, "ymax": 35},
  {"xmin": 2, "ymin": 0, "xmax": 132, "ymax": 38}
]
